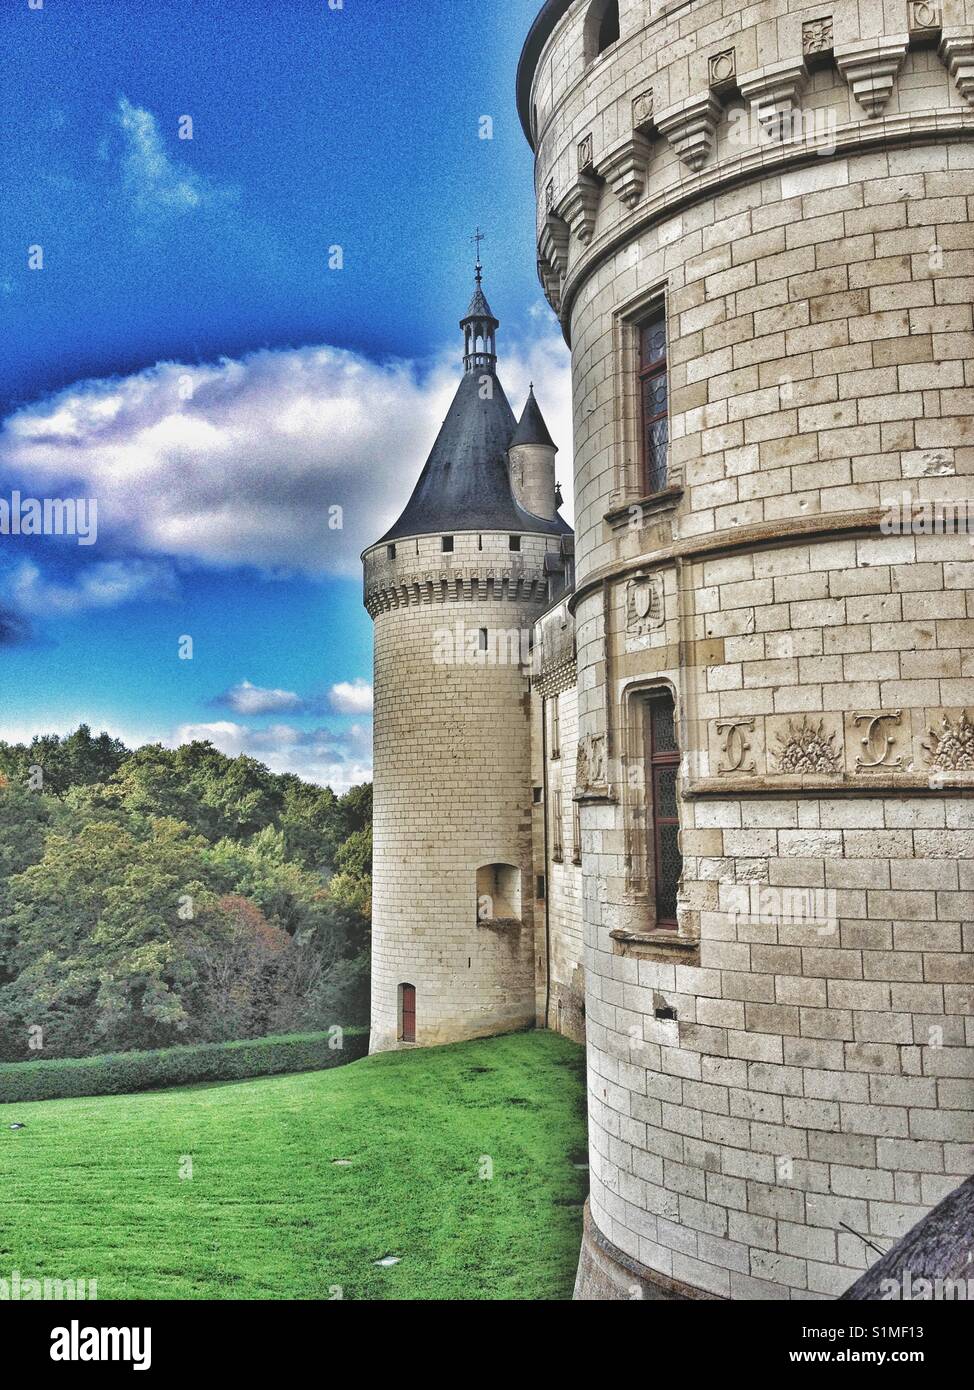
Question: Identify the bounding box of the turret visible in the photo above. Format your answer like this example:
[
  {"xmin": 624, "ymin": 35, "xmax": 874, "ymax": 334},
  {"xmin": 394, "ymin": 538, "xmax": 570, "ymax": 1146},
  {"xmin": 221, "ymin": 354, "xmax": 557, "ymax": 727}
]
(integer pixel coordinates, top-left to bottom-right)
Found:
[{"xmin": 509, "ymin": 384, "xmax": 558, "ymax": 521}]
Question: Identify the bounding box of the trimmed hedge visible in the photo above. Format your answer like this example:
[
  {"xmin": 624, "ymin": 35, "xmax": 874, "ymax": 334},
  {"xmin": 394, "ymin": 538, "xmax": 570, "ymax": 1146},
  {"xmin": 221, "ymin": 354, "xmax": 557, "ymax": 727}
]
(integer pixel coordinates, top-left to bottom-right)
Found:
[{"xmin": 0, "ymin": 1029, "xmax": 370, "ymax": 1104}]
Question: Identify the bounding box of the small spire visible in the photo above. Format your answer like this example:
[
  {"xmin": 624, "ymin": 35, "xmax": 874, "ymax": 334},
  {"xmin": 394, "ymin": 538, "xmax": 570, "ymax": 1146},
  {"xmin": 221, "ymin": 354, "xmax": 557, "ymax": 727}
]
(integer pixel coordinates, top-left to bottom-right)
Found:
[
  {"xmin": 511, "ymin": 384, "xmax": 557, "ymax": 450},
  {"xmin": 461, "ymin": 231, "xmax": 499, "ymax": 372}
]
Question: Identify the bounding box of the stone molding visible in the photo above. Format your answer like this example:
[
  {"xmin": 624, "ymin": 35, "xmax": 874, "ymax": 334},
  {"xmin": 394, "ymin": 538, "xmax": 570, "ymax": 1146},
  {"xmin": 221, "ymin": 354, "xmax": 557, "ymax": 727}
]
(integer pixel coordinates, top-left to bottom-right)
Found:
[
  {"xmin": 738, "ymin": 59, "xmax": 810, "ymax": 141},
  {"xmin": 595, "ymin": 132, "xmax": 652, "ymax": 209},
  {"xmin": 365, "ymin": 567, "xmax": 550, "ymax": 617},
  {"xmin": 547, "ymin": 106, "xmax": 974, "ymax": 333},
  {"xmin": 655, "ymin": 91, "xmax": 723, "ymax": 171},
  {"xmin": 940, "ymin": 30, "xmax": 974, "ymax": 106},
  {"xmin": 534, "ymin": 21, "xmax": 974, "ymax": 322},
  {"xmin": 555, "ymin": 174, "xmax": 602, "ymax": 246},
  {"xmin": 835, "ymin": 34, "xmax": 910, "ymax": 117}
]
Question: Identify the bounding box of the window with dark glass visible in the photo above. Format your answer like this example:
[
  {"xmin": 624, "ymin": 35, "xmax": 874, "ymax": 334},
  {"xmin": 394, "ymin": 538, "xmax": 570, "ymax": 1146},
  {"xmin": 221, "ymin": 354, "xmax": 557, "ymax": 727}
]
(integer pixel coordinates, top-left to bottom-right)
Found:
[
  {"xmin": 646, "ymin": 690, "xmax": 681, "ymax": 929},
  {"xmin": 442, "ymin": 536, "xmax": 454, "ymax": 553},
  {"xmin": 509, "ymin": 535, "xmax": 521, "ymax": 552},
  {"xmin": 639, "ymin": 308, "xmax": 669, "ymax": 494}
]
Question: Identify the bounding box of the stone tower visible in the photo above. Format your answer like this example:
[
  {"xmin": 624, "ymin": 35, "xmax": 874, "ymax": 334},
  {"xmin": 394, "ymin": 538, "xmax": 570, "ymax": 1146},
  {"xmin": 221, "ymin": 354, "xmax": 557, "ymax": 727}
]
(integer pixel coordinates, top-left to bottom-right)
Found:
[
  {"xmin": 363, "ymin": 264, "xmax": 572, "ymax": 1053},
  {"xmin": 519, "ymin": 0, "xmax": 974, "ymax": 1298}
]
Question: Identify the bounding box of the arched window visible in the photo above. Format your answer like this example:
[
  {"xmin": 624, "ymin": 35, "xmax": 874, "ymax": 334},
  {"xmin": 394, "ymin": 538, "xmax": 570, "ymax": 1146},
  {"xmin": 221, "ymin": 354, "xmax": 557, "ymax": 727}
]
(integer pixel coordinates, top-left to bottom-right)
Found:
[
  {"xmin": 476, "ymin": 864, "xmax": 522, "ymax": 924},
  {"xmin": 585, "ymin": 0, "xmax": 620, "ymax": 63},
  {"xmin": 398, "ymin": 984, "xmax": 416, "ymax": 1043}
]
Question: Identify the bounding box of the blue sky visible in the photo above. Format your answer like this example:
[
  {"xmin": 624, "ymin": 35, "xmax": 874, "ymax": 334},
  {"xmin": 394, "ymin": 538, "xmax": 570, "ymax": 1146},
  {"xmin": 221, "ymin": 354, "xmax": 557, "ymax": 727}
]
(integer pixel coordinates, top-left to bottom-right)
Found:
[{"xmin": 0, "ymin": 0, "xmax": 570, "ymax": 788}]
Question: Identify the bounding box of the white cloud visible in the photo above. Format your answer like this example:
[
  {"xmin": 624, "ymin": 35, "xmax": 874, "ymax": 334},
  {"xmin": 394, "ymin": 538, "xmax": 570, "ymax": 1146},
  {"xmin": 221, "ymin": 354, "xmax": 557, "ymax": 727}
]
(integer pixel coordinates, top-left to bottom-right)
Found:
[
  {"xmin": 113, "ymin": 97, "xmax": 236, "ymax": 217},
  {"xmin": 213, "ymin": 680, "xmax": 305, "ymax": 716},
  {"xmin": 0, "ymin": 332, "xmax": 572, "ymax": 582},
  {"xmin": 328, "ymin": 679, "xmax": 374, "ymax": 715},
  {"xmin": 173, "ymin": 720, "xmax": 373, "ymax": 792},
  {"xmin": 8, "ymin": 558, "xmax": 175, "ymax": 616}
]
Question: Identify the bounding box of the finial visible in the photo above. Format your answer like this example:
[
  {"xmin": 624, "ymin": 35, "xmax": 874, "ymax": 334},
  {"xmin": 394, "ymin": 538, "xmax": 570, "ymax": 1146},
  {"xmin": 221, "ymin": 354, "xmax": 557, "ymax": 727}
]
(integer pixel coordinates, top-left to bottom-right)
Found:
[{"xmin": 471, "ymin": 227, "xmax": 486, "ymax": 284}]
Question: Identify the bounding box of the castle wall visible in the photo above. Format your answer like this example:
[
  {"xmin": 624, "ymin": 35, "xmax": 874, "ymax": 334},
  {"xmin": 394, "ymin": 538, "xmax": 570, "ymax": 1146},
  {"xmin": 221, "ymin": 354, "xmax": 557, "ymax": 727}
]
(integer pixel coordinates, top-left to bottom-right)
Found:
[
  {"xmin": 365, "ymin": 531, "xmax": 559, "ymax": 1052},
  {"xmin": 523, "ymin": 0, "xmax": 974, "ymax": 1298},
  {"xmin": 532, "ymin": 594, "xmax": 586, "ymax": 1043}
]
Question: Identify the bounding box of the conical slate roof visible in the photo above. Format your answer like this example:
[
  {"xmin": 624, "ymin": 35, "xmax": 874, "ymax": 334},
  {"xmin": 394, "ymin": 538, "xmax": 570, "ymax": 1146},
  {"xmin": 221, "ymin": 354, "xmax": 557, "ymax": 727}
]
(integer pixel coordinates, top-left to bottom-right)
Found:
[
  {"xmin": 510, "ymin": 385, "xmax": 557, "ymax": 450},
  {"xmin": 463, "ymin": 285, "xmax": 498, "ymax": 324},
  {"xmin": 380, "ymin": 369, "xmax": 570, "ymax": 543}
]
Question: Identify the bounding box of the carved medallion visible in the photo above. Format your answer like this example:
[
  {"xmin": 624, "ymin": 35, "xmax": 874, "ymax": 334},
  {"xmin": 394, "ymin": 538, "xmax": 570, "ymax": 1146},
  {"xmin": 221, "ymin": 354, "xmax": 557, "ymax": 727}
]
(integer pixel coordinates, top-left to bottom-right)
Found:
[
  {"xmin": 577, "ymin": 133, "xmax": 594, "ymax": 172},
  {"xmin": 627, "ymin": 573, "xmax": 665, "ymax": 636},
  {"xmin": 803, "ymin": 16, "xmax": 834, "ymax": 56},
  {"xmin": 709, "ymin": 49, "xmax": 736, "ymax": 89},
  {"xmin": 577, "ymin": 734, "xmax": 607, "ymax": 793},
  {"xmin": 632, "ymin": 90, "xmax": 654, "ymax": 129}
]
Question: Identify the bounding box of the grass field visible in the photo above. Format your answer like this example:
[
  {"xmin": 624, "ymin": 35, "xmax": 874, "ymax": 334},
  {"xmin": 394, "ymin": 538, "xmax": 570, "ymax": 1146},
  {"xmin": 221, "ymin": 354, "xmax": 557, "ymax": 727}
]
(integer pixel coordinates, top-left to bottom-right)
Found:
[{"xmin": 0, "ymin": 1030, "xmax": 588, "ymax": 1300}]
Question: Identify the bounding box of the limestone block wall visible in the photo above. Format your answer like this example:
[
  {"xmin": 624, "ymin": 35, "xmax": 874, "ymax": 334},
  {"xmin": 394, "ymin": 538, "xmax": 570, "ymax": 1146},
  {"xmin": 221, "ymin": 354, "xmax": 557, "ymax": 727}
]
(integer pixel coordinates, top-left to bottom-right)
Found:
[
  {"xmin": 364, "ymin": 531, "xmax": 560, "ymax": 1052},
  {"xmin": 531, "ymin": 594, "xmax": 586, "ymax": 1041},
  {"xmin": 520, "ymin": 0, "xmax": 974, "ymax": 1299}
]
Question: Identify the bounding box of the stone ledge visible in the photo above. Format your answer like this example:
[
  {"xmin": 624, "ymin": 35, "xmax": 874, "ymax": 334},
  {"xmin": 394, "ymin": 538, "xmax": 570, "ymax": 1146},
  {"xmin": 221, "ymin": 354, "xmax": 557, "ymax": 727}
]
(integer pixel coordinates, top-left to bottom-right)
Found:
[{"xmin": 574, "ymin": 1201, "xmax": 720, "ymax": 1301}]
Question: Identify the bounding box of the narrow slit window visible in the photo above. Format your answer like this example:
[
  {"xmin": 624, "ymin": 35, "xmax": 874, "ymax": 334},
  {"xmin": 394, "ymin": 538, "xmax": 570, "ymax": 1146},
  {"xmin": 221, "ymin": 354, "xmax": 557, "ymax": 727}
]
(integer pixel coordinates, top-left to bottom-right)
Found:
[
  {"xmin": 639, "ymin": 308, "xmax": 669, "ymax": 495},
  {"xmin": 550, "ymin": 697, "xmax": 561, "ymax": 760},
  {"xmin": 646, "ymin": 691, "xmax": 681, "ymax": 929},
  {"xmin": 552, "ymin": 789, "xmax": 564, "ymax": 863}
]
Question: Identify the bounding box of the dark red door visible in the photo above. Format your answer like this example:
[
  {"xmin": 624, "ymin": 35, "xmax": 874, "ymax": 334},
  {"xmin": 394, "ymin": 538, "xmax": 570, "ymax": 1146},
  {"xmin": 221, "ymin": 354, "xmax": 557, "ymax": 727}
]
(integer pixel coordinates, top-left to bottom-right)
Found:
[{"xmin": 401, "ymin": 985, "xmax": 416, "ymax": 1043}]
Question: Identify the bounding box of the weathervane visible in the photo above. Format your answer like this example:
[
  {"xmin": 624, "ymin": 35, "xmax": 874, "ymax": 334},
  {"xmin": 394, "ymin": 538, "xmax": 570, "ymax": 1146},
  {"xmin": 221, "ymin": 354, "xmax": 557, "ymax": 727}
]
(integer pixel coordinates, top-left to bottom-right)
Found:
[{"xmin": 471, "ymin": 227, "xmax": 486, "ymax": 283}]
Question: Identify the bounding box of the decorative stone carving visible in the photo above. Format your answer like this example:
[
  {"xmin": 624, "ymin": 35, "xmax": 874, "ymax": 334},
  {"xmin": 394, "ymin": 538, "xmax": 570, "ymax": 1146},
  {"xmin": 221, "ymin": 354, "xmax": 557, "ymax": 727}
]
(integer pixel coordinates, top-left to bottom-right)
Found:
[
  {"xmin": 738, "ymin": 60, "xmax": 809, "ymax": 141},
  {"xmin": 626, "ymin": 572, "xmax": 665, "ymax": 635},
  {"xmin": 773, "ymin": 716, "xmax": 842, "ymax": 774},
  {"xmin": 835, "ymin": 35, "xmax": 910, "ymax": 117},
  {"xmin": 923, "ymin": 710, "xmax": 974, "ymax": 770},
  {"xmin": 716, "ymin": 720, "xmax": 756, "ymax": 776},
  {"xmin": 537, "ymin": 252, "xmax": 562, "ymax": 314},
  {"xmin": 577, "ymin": 133, "xmax": 594, "ymax": 172},
  {"xmin": 656, "ymin": 92, "xmax": 723, "ymax": 171},
  {"xmin": 632, "ymin": 89, "xmax": 654, "ymax": 131},
  {"xmin": 909, "ymin": 2, "xmax": 942, "ymax": 36},
  {"xmin": 596, "ymin": 132, "xmax": 652, "ymax": 209},
  {"xmin": 539, "ymin": 212, "xmax": 570, "ymax": 278},
  {"xmin": 802, "ymin": 16, "xmax": 834, "ymax": 57},
  {"xmin": 577, "ymin": 734, "xmax": 608, "ymax": 793},
  {"xmin": 940, "ymin": 33, "xmax": 974, "ymax": 107},
  {"xmin": 709, "ymin": 49, "xmax": 736, "ymax": 90},
  {"xmin": 556, "ymin": 175, "xmax": 602, "ymax": 246},
  {"xmin": 853, "ymin": 712, "xmax": 903, "ymax": 770}
]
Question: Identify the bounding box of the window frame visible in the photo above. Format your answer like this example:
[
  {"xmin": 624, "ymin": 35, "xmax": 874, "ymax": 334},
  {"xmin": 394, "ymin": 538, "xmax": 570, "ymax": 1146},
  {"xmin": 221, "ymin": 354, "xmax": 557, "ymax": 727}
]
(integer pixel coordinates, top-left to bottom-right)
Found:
[{"xmin": 399, "ymin": 983, "xmax": 416, "ymax": 1044}]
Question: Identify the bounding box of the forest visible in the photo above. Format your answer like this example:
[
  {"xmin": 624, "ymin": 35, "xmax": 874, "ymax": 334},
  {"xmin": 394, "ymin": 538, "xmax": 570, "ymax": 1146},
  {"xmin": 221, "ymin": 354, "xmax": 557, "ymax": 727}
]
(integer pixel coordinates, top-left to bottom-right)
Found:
[{"xmin": 0, "ymin": 726, "xmax": 371, "ymax": 1061}]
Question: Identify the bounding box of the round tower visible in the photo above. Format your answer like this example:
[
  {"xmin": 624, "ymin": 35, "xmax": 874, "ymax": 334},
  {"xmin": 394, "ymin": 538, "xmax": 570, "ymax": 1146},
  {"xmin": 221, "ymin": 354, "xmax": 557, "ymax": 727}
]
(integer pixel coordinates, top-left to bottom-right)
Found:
[
  {"xmin": 363, "ymin": 264, "xmax": 572, "ymax": 1053},
  {"xmin": 519, "ymin": 0, "xmax": 974, "ymax": 1299}
]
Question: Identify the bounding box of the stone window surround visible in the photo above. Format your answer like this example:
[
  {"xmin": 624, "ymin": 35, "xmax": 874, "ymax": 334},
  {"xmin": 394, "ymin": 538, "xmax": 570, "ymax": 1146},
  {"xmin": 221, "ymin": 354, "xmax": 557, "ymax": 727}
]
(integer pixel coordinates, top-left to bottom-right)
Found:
[
  {"xmin": 609, "ymin": 675, "xmax": 699, "ymax": 961},
  {"xmin": 606, "ymin": 279, "xmax": 685, "ymax": 531}
]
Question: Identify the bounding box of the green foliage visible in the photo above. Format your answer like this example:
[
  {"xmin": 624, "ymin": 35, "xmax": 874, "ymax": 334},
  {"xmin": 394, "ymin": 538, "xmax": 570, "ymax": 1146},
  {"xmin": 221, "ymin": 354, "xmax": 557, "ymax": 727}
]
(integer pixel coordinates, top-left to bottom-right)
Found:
[
  {"xmin": 0, "ymin": 727, "xmax": 372, "ymax": 1061},
  {"xmin": 0, "ymin": 1028, "xmax": 369, "ymax": 1103}
]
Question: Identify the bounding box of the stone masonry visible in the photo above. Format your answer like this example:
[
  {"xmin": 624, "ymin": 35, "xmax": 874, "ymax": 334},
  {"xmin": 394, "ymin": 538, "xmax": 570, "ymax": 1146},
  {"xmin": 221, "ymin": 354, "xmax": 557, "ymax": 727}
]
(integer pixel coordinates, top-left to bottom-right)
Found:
[{"xmin": 518, "ymin": 0, "xmax": 974, "ymax": 1299}]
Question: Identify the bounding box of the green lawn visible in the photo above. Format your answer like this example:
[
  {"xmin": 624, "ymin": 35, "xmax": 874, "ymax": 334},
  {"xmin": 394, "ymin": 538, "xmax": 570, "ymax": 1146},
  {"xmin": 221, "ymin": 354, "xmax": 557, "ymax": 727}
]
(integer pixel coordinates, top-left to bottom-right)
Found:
[{"xmin": 0, "ymin": 1030, "xmax": 588, "ymax": 1300}]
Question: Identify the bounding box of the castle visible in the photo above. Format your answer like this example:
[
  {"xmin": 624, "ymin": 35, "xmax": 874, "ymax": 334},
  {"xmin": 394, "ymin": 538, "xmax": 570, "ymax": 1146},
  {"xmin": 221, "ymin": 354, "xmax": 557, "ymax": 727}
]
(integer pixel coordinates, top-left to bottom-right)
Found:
[{"xmin": 364, "ymin": 0, "xmax": 974, "ymax": 1301}]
